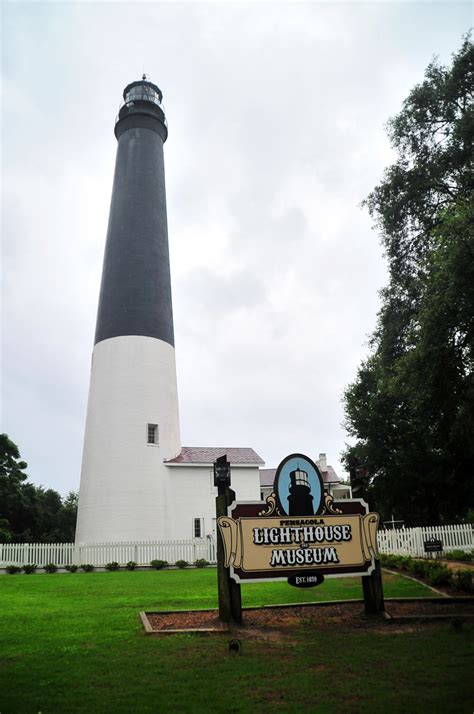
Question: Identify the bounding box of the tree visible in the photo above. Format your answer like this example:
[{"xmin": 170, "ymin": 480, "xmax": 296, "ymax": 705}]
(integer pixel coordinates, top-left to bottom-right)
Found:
[
  {"xmin": 343, "ymin": 36, "xmax": 473, "ymax": 525},
  {"xmin": 56, "ymin": 491, "xmax": 79, "ymax": 542},
  {"xmin": 0, "ymin": 433, "xmax": 29, "ymax": 482},
  {"xmin": 0, "ymin": 518, "xmax": 12, "ymax": 543},
  {"xmin": 0, "ymin": 434, "xmax": 79, "ymax": 542},
  {"xmin": 0, "ymin": 433, "xmax": 30, "ymax": 539}
]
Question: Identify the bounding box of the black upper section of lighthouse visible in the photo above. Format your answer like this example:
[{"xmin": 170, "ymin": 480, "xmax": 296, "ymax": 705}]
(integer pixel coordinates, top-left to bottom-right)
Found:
[{"xmin": 94, "ymin": 77, "xmax": 175, "ymax": 347}]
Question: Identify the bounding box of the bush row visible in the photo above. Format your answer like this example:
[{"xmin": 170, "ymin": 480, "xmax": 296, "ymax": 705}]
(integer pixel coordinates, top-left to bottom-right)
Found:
[
  {"xmin": 4, "ymin": 558, "xmax": 211, "ymax": 574},
  {"xmin": 379, "ymin": 553, "xmax": 472, "ymax": 591},
  {"xmin": 443, "ymin": 549, "xmax": 473, "ymax": 563},
  {"xmin": 150, "ymin": 558, "xmax": 209, "ymax": 569}
]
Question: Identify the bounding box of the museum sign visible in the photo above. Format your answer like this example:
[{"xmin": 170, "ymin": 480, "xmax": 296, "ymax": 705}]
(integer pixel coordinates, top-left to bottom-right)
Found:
[{"xmin": 217, "ymin": 453, "xmax": 379, "ymax": 584}]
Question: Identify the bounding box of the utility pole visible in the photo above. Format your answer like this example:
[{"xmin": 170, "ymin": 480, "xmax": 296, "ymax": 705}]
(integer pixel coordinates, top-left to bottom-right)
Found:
[{"xmin": 383, "ymin": 514, "xmax": 404, "ymax": 529}]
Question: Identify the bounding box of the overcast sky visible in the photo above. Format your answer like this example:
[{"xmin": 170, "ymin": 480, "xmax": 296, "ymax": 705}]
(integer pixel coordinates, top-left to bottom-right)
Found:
[{"xmin": 1, "ymin": 1, "xmax": 471, "ymax": 496}]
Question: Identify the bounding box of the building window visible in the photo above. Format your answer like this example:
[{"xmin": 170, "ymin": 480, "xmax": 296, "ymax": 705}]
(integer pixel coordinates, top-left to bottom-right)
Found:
[
  {"xmin": 193, "ymin": 518, "xmax": 203, "ymax": 538},
  {"xmin": 147, "ymin": 424, "xmax": 158, "ymax": 445}
]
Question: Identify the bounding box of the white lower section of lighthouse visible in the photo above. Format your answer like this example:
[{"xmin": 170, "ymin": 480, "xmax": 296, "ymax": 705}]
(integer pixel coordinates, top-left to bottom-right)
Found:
[{"xmin": 75, "ymin": 335, "xmax": 181, "ymax": 544}]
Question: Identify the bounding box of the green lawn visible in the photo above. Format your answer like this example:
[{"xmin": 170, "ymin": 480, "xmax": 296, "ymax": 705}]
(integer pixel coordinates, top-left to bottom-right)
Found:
[{"xmin": 0, "ymin": 569, "xmax": 472, "ymax": 713}]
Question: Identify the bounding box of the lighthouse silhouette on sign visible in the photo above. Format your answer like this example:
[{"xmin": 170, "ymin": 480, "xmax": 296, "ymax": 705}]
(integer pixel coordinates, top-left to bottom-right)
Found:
[{"xmin": 287, "ymin": 466, "xmax": 314, "ymax": 516}]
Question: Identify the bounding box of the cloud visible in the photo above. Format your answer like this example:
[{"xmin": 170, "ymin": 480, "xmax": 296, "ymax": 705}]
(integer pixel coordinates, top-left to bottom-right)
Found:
[{"xmin": 1, "ymin": 1, "xmax": 471, "ymax": 493}]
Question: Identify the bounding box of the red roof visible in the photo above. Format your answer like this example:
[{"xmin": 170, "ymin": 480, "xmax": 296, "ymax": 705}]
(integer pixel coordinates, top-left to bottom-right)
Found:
[
  {"xmin": 165, "ymin": 447, "xmax": 264, "ymax": 465},
  {"xmin": 320, "ymin": 465, "xmax": 340, "ymax": 484},
  {"xmin": 260, "ymin": 468, "xmax": 276, "ymax": 486}
]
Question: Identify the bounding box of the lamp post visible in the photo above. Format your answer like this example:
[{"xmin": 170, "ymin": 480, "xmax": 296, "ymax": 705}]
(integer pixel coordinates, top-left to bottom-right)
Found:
[
  {"xmin": 214, "ymin": 455, "xmax": 231, "ymax": 493},
  {"xmin": 214, "ymin": 455, "xmax": 242, "ymax": 624}
]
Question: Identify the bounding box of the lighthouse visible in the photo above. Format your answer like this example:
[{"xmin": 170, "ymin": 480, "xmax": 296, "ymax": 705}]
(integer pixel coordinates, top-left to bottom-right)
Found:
[{"xmin": 75, "ymin": 78, "xmax": 181, "ymax": 543}]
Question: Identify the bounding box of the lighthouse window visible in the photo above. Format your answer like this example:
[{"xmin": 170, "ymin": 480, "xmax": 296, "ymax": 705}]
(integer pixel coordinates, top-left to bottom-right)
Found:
[
  {"xmin": 125, "ymin": 86, "xmax": 160, "ymax": 106},
  {"xmin": 147, "ymin": 424, "xmax": 159, "ymax": 445},
  {"xmin": 193, "ymin": 518, "xmax": 203, "ymax": 538}
]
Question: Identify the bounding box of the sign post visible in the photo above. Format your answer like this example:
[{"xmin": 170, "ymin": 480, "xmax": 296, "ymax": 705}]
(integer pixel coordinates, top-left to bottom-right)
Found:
[
  {"xmin": 350, "ymin": 462, "xmax": 385, "ymax": 615},
  {"xmin": 214, "ymin": 456, "xmax": 242, "ymax": 624},
  {"xmin": 361, "ymin": 558, "xmax": 385, "ymax": 615}
]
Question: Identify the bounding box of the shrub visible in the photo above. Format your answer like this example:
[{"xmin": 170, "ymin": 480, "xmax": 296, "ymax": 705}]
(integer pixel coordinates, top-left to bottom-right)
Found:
[
  {"xmin": 194, "ymin": 558, "xmax": 210, "ymax": 568},
  {"xmin": 65, "ymin": 564, "xmax": 78, "ymax": 573},
  {"xmin": 400, "ymin": 556, "xmax": 413, "ymax": 572},
  {"xmin": 125, "ymin": 561, "xmax": 137, "ymax": 570},
  {"xmin": 175, "ymin": 559, "xmax": 188, "ymax": 569},
  {"xmin": 410, "ymin": 559, "xmax": 427, "ymax": 578},
  {"xmin": 381, "ymin": 554, "xmax": 454, "ymax": 587},
  {"xmin": 381, "ymin": 553, "xmax": 396, "ymax": 567},
  {"xmin": 392, "ymin": 555, "xmax": 410, "ymax": 570},
  {"xmin": 446, "ymin": 549, "xmax": 473, "ymax": 563},
  {"xmin": 6, "ymin": 565, "xmax": 21, "ymax": 574},
  {"xmin": 150, "ymin": 559, "xmax": 168, "ymax": 570},
  {"xmin": 80, "ymin": 564, "xmax": 95, "ymax": 572},
  {"xmin": 453, "ymin": 569, "xmax": 472, "ymax": 592},
  {"xmin": 380, "ymin": 553, "xmax": 410, "ymax": 569},
  {"xmin": 105, "ymin": 561, "xmax": 120, "ymax": 571},
  {"xmin": 382, "ymin": 554, "xmax": 416, "ymax": 570},
  {"xmin": 44, "ymin": 563, "xmax": 58, "ymax": 574},
  {"xmin": 23, "ymin": 564, "xmax": 37, "ymax": 574},
  {"xmin": 425, "ymin": 563, "xmax": 452, "ymax": 587}
]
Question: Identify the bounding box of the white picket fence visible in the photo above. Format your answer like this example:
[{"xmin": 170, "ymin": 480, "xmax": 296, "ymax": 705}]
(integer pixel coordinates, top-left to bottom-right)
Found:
[
  {"xmin": 1, "ymin": 525, "xmax": 471, "ymax": 568},
  {"xmin": 0, "ymin": 538, "xmax": 217, "ymax": 568},
  {"xmin": 377, "ymin": 524, "xmax": 473, "ymax": 558}
]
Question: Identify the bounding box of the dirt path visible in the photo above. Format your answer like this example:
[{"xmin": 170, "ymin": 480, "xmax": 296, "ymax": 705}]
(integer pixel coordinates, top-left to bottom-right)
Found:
[{"xmin": 439, "ymin": 559, "xmax": 474, "ymax": 571}]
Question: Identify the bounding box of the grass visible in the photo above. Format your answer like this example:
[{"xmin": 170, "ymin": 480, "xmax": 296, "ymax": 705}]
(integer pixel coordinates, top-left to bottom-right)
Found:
[{"xmin": 0, "ymin": 569, "xmax": 472, "ymax": 713}]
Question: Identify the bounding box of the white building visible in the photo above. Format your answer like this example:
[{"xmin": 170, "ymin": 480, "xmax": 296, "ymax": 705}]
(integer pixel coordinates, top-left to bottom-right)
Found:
[{"xmin": 164, "ymin": 447, "xmax": 263, "ymax": 540}]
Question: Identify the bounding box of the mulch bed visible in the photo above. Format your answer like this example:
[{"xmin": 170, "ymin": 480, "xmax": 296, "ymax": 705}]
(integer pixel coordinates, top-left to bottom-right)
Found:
[
  {"xmin": 144, "ymin": 609, "xmax": 229, "ymax": 633},
  {"xmin": 142, "ymin": 598, "xmax": 474, "ymax": 635}
]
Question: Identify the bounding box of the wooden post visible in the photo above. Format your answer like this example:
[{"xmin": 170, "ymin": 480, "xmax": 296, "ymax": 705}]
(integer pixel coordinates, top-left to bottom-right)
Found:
[
  {"xmin": 216, "ymin": 490, "xmax": 232, "ymax": 623},
  {"xmin": 362, "ymin": 558, "xmax": 385, "ymax": 615},
  {"xmin": 350, "ymin": 462, "xmax": 385, "ymax": 615},
  {"xmin": 361, "ymin": 494, "xmax": 385, "ymax": 615},
  {"xmin": 216, "ymin": 485, "xmax": 242, "ymax": 625},
  {"xmin": 225, "ymin": 486, "xmax": 242, "ymax": 624}
]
